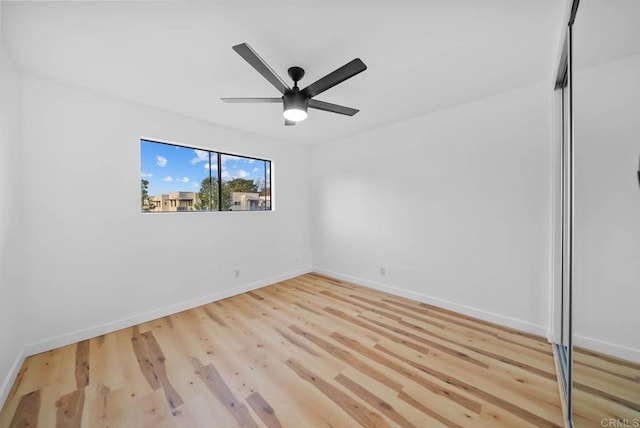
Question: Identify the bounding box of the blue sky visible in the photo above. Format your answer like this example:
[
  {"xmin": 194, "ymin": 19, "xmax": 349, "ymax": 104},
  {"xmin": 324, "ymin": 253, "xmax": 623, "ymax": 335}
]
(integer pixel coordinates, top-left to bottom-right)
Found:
[{"xmin": 140, "ymin": 140, "xmax": 269, "ymax": 196}]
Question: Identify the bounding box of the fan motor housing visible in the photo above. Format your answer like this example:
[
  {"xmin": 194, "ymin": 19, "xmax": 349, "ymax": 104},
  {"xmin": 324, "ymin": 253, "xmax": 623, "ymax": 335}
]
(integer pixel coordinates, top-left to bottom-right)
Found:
[{"xmin": 283, "ymin": 92, "xmax": 308, "ymax": 112}]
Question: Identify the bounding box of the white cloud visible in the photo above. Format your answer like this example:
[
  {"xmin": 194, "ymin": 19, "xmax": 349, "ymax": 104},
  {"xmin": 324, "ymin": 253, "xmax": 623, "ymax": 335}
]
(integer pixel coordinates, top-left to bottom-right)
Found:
[
  {"xmin": 235, "ymin": 170, "xmax": 249, "ymax": 178},
  {"xmin": 190, "ymin": 149, "xmax": 209, "ymax": 165},
  {"xmin": 193, "ymin": 182, "xmax": 200, "ymax": 188},
  {"xmin": 252, "ymin": 167, "xmax": 259, "ymax": 172},
  {"xmin": 221, "ymin": 155, "xmax": 240, "ymax": 165},
  {"xmin": 204, "ymin": 163, "xmax": 218, "ymax": 170},
  {"xmin": 178, "ymin": 177, "xmax": 189, "ymax": 183},
  {"xmin": 247, "ymin": 159, "xmax": 255, "ymax": 164},
  {"xmin": 163, "ymin": 176, "xmax": 173, "ymax": 182},
  {"xmin": 221, "ymin": 171, "xmax": 230, "ymax": 179},
  {"xmin": 141, "ymin": 173, "xmax": 153, "ymax": 178},
  {"xmin": 156, "ymin": 156, "xmax": 168, "ymax": 167}
]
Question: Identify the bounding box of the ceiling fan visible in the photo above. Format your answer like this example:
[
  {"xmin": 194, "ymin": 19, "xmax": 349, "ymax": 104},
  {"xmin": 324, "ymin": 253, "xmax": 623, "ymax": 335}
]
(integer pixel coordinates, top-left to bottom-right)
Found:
[{"xmin": 221, "ymin": 43, "xmax": 367, "ymax": 126}]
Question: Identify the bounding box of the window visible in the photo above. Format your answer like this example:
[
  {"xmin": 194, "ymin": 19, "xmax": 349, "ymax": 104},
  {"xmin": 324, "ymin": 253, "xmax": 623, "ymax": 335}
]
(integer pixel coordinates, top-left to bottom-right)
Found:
[{"xmin": 140, "ymin": 139, "xmax": 272, "ymax": 213}]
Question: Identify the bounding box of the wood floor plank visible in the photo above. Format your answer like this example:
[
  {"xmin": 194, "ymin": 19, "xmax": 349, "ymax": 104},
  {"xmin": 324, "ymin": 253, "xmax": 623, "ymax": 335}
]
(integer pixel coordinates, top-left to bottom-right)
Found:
[
  {"xmin": 477, "ymin": 402, "xmax": 542, "ymax": 428},
  {"xmin": 9, "ymin": 273, "xmax": 634, "ymax": 427},
  {"xmin": 574, "ymin": 347, "xmax": 640, "ymax": 383},
  {"xmin": 274, "ymin": 326, "xmax": 321, "ymax": 357},
  {"xmin": 346, "ymin": 293, "xmax": 447, "ymax": 329},
  {"xmin": 397, "ymin": 388, "xmax": 463, "ymax": 428},
  {"xmin": 319, "ymin": 290, "xmax": 404, "ymax": 322},
  {"xmin": 133, "ymin": 387, "xmax": 176, "ymax": 428},
  {"xmin": 574, "ymin": 363, "xmax": 640, "ymax": 410},
  {"xmin": 168, "ymin": 393, "xmax": 235, "ymax": 427},
  {"xmin": 245, "ymin": 391, "xmax": 283, "ymax": 428},
  {"xmin": 74, "ymin": 340, "xmax": 90, "ymax": 390},
  {"xmin": 361, "ymin": 314, "xmax": 491, "ymax": 369},
  {"xmin": 86, "ymin": 383, "xmax": 133, "ymax": 426},
  {"xmin": 153, "ymin": 309, "xmax": 217, "ymax": 365},
  {"xmin": 375, "ymin": 343, "xmax": 563, "ymax": 427},
  {"xmin": 8, "ymin": 391, "xmax": 40, "ymax": 428},
  {"xmin": 352, "ymin": 290, "xmax": 552, "ymax": 361},
  {"xmin": 376, "ymin": 320, "xmax": 557, "ymax": 402},
  {"xmin": 575, "ymin": 346, "xmax": 640, "ymax": 369},
  {"xmin": 131, "ymin": 327, "xmax": 184, "ymax": 410},
  {"xmin": 381, "ymin": 297, "xmax": 502, "ymax": 337},
  {"xmin": 376, "ymin": 333, "xmax": 561, "ymax": 415},
  {"xmin": 572, "ymin": 386, "xmax": 640, "ymax": 426},
  {"xmin": 131, "ymin": 327, "xmax": 162, "ymax": 391},
  {"xmin": 387, "ymin": 308, "xmax": 558, "ymax": 377},
  {"xmin": 55, "ymin": 388, "xmax": 85, "ymax": 428},
  {"xmin": 574, "ymin": 381, "xmax": 640, "ymax": 413},
  {"xmin": 334, "ymin": 372, "xmax": 416, "ymax": 427},
  {"xmin": 330, "ymin": 331, "xmax": 484, "ymax": 415},
  {"xmin": 139, "ymin": 331, "xmax": 184, "ymax": 410},
  {"xmin": 285, "ymin": 358, "xmax": 390, "ymax": 427},
  {"xmin": 313, "ymin": 279, "xmax": 552, "ymax": 360},
  {"xmin": 396, "ymin": 314, "xmax": 557, "ymax": 370},
  {"xmin": 90, "ymin": 384, "xmax": 110, "ymax": 422},
  {"xmin": 203, "ymin": 305, "xmax": 228, "ymax": 327},
  {"xmin": 288, "ymin": 324, "xmax": 404, "ymax": 392},
  {"xmin": 190, "ymin": 357, "xmax": 259, "ymax": 428},
  {"xmin": 88, "ymin": 328, "xmax": 150, "ymax": 405}
]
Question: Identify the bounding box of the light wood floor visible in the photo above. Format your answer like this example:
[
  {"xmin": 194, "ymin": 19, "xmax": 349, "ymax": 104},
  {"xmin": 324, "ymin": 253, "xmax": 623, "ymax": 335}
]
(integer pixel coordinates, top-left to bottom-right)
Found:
[
  {"xmin": 572, "ymin": 346, "xmax": 640, "ymax": 427},
  {"xmin": 0, "ymin": 273, "xmax": 569, "ymax": 427}
]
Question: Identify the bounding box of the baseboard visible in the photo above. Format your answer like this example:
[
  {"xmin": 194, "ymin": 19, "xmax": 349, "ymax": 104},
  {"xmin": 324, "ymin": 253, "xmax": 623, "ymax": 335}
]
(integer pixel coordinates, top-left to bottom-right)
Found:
[
  {"xmin": 0, "ymin": 348, "xmax": 25, "ymax": 412},
  {"xmin": 574, "ymin": 334, "xmax": 640, "ymax": 364},
  {"xmin": 22, "ymin": 267, "xmax": 312, "ymax": 358},
  {"xmin": 312, "ymin": 268, "xmax": 548, "ymax": 337}
]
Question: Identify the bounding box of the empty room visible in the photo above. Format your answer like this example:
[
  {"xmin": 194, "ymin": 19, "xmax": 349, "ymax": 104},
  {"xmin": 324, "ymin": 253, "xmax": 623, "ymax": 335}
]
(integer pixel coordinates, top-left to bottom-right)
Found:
[{"xmin": 0, "ymin": 1, "xmax": 638, "ymax": 427}]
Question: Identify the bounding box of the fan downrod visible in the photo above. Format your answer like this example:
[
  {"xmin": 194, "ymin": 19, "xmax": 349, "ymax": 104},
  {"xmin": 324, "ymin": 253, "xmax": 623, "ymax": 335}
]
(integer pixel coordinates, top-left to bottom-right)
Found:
[{"xmin": 288, "ymin": 66, "xmax": 305, "ymax": 87}]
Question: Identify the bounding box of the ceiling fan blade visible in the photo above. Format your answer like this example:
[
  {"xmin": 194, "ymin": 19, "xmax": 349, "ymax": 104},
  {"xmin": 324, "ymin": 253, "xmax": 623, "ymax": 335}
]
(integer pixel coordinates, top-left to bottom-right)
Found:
[
  {"xmin": 284, "ymin": 119, "xmax": 296, "ymax": 126},
  {"xmin": 221, "ymin": 97, "xmax": 282, "ymax": 103},
  {"xmin": 301, "ymin": 58, "xmax": 367, "ymax": 98},
  {"xmin": 308, "ymin": 99, "xmax": 359, "ymax": 116},
  {"xmin": 232, "ymin": 43, "xmax": 291, "ymax": 94}
]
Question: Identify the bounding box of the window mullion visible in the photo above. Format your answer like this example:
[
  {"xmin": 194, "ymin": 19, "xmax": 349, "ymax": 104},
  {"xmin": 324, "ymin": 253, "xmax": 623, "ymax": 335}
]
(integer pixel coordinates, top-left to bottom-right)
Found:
[
  {"xmin": 217, "ymin": 152, "xmax": 222, "ymax": 211},
  {"xmin": 208, "ymin": 152, "xmax": 213, "ymax": 211}
]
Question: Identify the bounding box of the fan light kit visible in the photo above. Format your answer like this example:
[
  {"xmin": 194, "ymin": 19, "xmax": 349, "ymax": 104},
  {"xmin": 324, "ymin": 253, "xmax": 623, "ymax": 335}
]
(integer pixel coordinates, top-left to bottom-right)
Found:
[
  {"xmin": 222, "ymin": 43, "xmax": 367, "ymax": 126},
  {"xmin": 282, "ymin": 106, "xmax": 307, "ymax": 122}
]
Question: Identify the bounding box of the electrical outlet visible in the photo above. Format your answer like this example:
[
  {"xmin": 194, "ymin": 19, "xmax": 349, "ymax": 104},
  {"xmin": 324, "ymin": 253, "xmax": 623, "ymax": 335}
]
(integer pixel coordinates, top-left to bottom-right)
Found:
[
  {"xmin": 380, "ymin": 267, "xmax": 386, "ymax": 276},
  {"xmin": 234, "ymin": 269, "xmax": 240, "ymax": 278}
]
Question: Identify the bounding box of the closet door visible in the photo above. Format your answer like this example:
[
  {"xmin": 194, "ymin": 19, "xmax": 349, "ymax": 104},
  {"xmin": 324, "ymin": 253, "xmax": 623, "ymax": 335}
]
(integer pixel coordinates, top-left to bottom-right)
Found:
[
  {"xmin": 560, "ymin": 76, "xmax": 572, "ymax": 410},
  {"xmin": 572, "ymin": 0, "xmax": 640, "ymax": 425},
  {"xmin": 552, "ymin": 25, "xmax": 573, "ymax": 421},
  {"xmin": 553, "ymin": 53, "xmax": 573, "ymax": 417}
]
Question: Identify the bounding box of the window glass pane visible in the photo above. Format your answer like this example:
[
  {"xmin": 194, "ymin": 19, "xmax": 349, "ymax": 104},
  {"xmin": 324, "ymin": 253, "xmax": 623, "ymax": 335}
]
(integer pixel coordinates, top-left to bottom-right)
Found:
[
  {"xmin": 221, "ymin": 154, "xmax": 269, "ymax": 211},
  {"xmin": 264, "ymin": 161, "xmax": 271, "ymax": 210},
  {"xmin": 140, "ymin": 140, "xmax": 212, "ymax": 212},
  {"xmin": 193, "ymin": 151, "xmax": 219, "ymax": 211}
]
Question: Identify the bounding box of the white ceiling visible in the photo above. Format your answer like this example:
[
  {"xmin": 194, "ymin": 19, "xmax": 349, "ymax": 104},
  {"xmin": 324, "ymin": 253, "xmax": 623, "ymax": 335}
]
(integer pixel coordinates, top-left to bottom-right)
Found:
[{"xmin": 2, "ymin": 0, "xmax": 565, "ymax": 145}]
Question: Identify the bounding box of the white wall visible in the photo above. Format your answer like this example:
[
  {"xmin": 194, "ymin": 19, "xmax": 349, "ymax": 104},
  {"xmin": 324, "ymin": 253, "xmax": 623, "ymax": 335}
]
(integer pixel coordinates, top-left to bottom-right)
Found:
[
  {"xmin": 0, "ymin": 45, "xmax": 25, "ymax": 402},
  {"xmin": 18, "ymin": 75, "xmax": 311, "ymax": 352},
  {"xmin": 573, "ymin": 54, "xmax": 640, "ymax": 362},
  {"xmin": 311, "ymin": 82, "xmax": 553, "ymax": 335}
]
